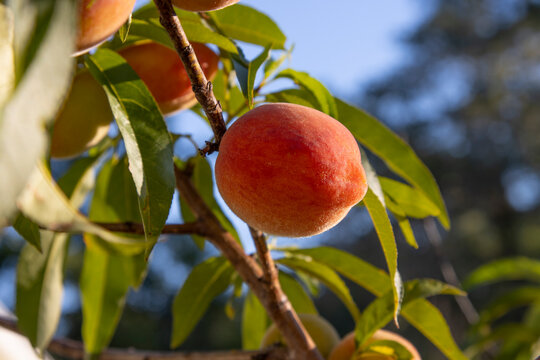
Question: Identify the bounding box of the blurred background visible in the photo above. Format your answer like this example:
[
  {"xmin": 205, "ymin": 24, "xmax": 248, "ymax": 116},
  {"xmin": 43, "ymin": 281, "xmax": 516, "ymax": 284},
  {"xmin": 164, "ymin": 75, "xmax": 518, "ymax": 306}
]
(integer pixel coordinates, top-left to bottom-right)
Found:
[{"xmin": 1, "ymin": 0, "xmax": 540, "ymax": 358}]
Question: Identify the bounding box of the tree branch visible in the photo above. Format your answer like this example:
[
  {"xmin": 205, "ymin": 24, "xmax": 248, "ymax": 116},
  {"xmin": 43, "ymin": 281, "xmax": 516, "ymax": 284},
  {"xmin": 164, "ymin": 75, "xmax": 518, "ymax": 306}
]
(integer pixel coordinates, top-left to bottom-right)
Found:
[
  {"xmin": 249, "ymin": 227, "xmax": 321, "ymax": 360},
  {"xmin": 153, "ymin": 0, "xmax": 227, "ymax": 155},
  {"xmin": 39, "ymin": 222, "xmax": 207, "ymax": 236},
  {"xmin": 0, "ymin": 316, "xmax": 290, "ymax": 360},
  {"xmin": 174, "ymin": 167, "xmax": 323, "ymax": 360}
]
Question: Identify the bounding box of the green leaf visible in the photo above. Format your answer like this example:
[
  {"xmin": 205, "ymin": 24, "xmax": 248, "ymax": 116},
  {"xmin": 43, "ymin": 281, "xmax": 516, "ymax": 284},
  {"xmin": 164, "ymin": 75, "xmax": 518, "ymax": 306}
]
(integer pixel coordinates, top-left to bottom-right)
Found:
[
  {"xmin": 16, "ymin": 230, "xmax": 68, "ymax": 351},
  {"xmin": 80, "ymin": 156, "xmax": 148, "ymax": 356},
  {"xmin": 276, "ymin": 69, "xmax": 337, "ymax": 119},
  {"xmin": 118, "ymin": 14, "xmax": 131, "ymax": 43},
  {"xmin": 109, "ymin": 18, "xmax": 237, "ymax": 54},
  {"xmin": 363, "ymin": 188, "xmax": 403, "ymax": 323},
  {"xmin": 288, "ymin": 247, "xmax": 468, "ymax": 360},
  {"xmin": 210, "ymin": 5, "xmax": 286, "ymax": 49},
  {"xmin": 380, "ymin": 177, "xmax": 440, "ymax": 219},
  {"xmin": 335, "ymin": 98, "xmax": 450, "ymax": 229},
  {"xmin": 17, "ymin": 163, "xmax": 146, "ymax": 251},
  {"xmin": 265, "ymin": 88, "xmax": 319, "ymax": 109},
  {"xmin": 12, "ymin": 212, "xmax": 41, "ymax": 251},
  {"xmin": 232, "ymin": 45, "xmax": 271, "ymax": 108},
  {"xmin": 179, "ymin": 156, "xmax": 241, "ymax": 248},
  {"xmin": 355, "ymin": 279, "xmax": 464, "ymax": 347},
  {"xmin": 171, "ymin": 257, "xmax": 234, "ymax": 348},
  {"xmin": 263, "ymin": 48, "xmax": 292, "ymax": 80},
  {"xmin": 395, "ymin": 215, "xmax": 419, "ymax": 249},
  {"xmin": 279, "ymin": 271, "xmax": 317, "ymax": 315},
  {"xmin": 476, "ymin": 286, "xmax": 540, "ymax": 327},
  {"xmin": 464, "ymin": 257, "xmax": 540, "ymax": 289},
  {"xmin": 56, "ymin": 154, "xmax": 101, "ymax": 204},
  {"xmin": 86, "ymin": 49, "xmax": 175, "ymax": 241},
  {"xmin": 81, "ymin": 239, "xmax": 146, "ymax": 355},
  {"xmin": 0, "ymin": 0, "xmax": 75, "ymax": 226},
  {"xmin": 278, "ymin": 254, "xmax": 360, "ymax": 321},
  {"xmin": 242, "ymin": 290, "xmax": 268, "ymax": 350}
]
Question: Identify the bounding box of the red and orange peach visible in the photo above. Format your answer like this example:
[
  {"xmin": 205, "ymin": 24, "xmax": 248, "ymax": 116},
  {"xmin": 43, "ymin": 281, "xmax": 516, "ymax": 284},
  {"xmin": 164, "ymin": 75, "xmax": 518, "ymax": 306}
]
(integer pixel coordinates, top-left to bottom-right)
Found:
[
  {"xmin": 118, "ymin": 41, "xmax": 219, "ymax": 115},
  {"xmin": 215, "ymin": 103, "xmax": 368, "ymax": 237}
]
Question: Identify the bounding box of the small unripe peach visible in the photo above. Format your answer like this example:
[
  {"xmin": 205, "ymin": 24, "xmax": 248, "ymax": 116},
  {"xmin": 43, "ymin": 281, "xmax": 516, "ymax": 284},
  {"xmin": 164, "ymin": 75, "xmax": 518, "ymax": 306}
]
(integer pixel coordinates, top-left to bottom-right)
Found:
[
  {"xmin": 215, "ymin": 103, "xmax": 368, "ymax": 237},
  {"xmin": 76, "ymin": 0, "xmax": 136, "ymax": 55},
  {"xmin": 261, "ymin": 314, "xmax": 340, "ymax": 359},
  {"xmin": 118, "ymin": 41, "xmax": 219, "ymax": 115},
  {"xmin": 172, "ymin": 0, "xmax": 240, "ymax": 12},
  {"xmin": 329, "ymin": 330, "xmax": 421, "ymax": 360},
  {"xmin": 50, "ymin": 71, "xmax": 112, "ymax": 159}
]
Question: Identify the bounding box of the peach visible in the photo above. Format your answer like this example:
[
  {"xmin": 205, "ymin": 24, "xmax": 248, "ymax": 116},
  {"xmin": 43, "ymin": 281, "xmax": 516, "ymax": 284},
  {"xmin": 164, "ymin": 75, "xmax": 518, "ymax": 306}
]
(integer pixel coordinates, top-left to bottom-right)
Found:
[
  {"xmin": 215, "ymin": 103, "xmax": 368, "ymax": 237},
  {"xmin": 261, "ymin": 314, "xmax": 340, "ymax": 359},
  {"xmin": 118, "ymin": 41, "xmax": 219, "ymax": 115},
  {"xmin": 50, "ymin": 71, "xmax": 112, "ymax": 159},
  {"xmin": 329, "ymin": 330, "xmax": 421, "ymax": 360},
  {"xmin": 76, "ymin": 0, "xmax": 136, "ymax": 55},
  {"xmin": 172, "ymin": 0, "xmax": 240, "ymax": 12}
]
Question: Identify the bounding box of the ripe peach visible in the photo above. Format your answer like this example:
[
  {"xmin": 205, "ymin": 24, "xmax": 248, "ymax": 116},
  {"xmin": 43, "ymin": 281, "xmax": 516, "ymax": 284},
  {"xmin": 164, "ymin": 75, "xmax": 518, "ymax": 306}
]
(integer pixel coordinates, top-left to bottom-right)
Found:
[
  {"xmin": 261, "ymin": 314, "xmax": 340, "ymax": 359},
  {"xmin": 76, "ymin": 0, "xmax": 136, "ymax": 55},
  {"xmin": 329, "ymin": 330, "xmax": 421, "ymax": 360},
  {"xmin": 172, "ymin": 0, "xmax": 240, "ymax": 12},
  {"xmin": 50, "ymin": 71, "xmax": 112, "ymax": 159},
  {"xmin": 215, "ymin": 103, "xmax": 368, "ymax": 237},
  {"xmin": 118, "ymin": 41, "xmax": 219, "ymax": 115}
]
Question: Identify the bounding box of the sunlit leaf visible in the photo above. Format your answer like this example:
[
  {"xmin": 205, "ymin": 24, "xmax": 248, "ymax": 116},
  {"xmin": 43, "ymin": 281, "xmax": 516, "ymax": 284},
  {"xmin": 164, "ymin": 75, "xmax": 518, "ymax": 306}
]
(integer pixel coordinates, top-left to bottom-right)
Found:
[
  {"xmin": 265, "ymin": 88, "xmax": 319, "ymax": 109},
  {"xmin": 232, "ymin": 45, "xmax": 271, "ymax": 108},
  {"xmin": 288, "ymin": 247, "xmax": 468, "ymax": 360},
  {"xmin": 15, "ymin": 231, "xmax": 68, "ymax": 351},
  {"xmin": 363, "ymin": 188, "xmax": 403, "ymax": 323},
  {"xmin": 278, "ymin": 254, "xmax": 360, "ymax": 321},
  {"xmin": 81, "ymin": 156, "xmax": 147, "ymax": 355},
  {"xmin": 276, "ymin": 69, "xmax": 337, "ymax": 119},
  {"xmin": 362, "ymin": 339, "xmax": 415, "ymax": 360},
  {"xmin": 210, "ymin": 5, "xmax": 286, "ymax": 49},
  {"xmin": 355, "ymin": 279, "xmax": 464, "ymax": 346},
  {"xmin": 171, "ymin": 257, "xmax": 234, "ymax": 348},
  {"xmin": 242, "ymin": 290, "xmax": 268, "ymax": 350},
  {"xmin": 17, "ymin": 164, "xmax": 146, "ymax": 251},
  {"xmin": 335, "ymin": 99, "xmax": 450, "ymax": 229},
  {"xmin": 0, "ymin": 0, "xmax": 75, "ymax": 226},
  {"xmin": 279, "ymin": 271, "xmax": 317, "ymax": 315},
  {"xmin": 464, "ymin": 257, "xmax": 540, "ymax": 289},
  {"xmin": 86, "ymin": 49, "xmax": 175, "ymax": 241},
  {"xmin": 178, "ymin": 156, "xmax": 241, "ymax": 249},
  {"xmin": 0, "ymin": 4, "xmax": 14, "ymax": 106},
  {"xmin": 380, "ymin": 177, "xmax": 440, "ymax": 219}
]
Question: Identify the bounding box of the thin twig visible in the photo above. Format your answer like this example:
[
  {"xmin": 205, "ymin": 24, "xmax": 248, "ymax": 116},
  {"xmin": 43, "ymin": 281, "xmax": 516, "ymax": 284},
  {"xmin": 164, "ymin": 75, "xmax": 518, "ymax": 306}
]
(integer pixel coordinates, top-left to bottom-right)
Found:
[
  {"xmin": 153, "ymin": 0, "xmax": 227, "ymax": 155},
  {"xmin": 423, "ymin": 218, "xmax": 479, "ymax": 324},
  {"xmin": 249, "ymin": 227, "xmax": 322, "ymax": 360},
  {"xmin": 174, "ymin": 167, "xmax": 323, "ymax": 360},
  {"xmin": 0, "ymin": 316, "xmax": 290, "ymax": 360}
]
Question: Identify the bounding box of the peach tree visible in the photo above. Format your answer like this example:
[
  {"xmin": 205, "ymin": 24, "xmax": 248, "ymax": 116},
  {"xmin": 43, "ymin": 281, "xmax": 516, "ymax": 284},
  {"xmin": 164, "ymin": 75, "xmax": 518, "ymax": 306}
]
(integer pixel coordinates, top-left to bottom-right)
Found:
[{"xmin": 0, "ymin": 0, "xmax": 476, "ymax": 359}]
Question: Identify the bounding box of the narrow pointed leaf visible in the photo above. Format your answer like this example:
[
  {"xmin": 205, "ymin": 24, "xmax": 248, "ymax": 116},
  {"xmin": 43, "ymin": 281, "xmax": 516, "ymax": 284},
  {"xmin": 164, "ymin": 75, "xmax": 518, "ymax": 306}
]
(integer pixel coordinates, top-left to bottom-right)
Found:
[
  {"xmin": 476, "ymin": 286, "xmax": 540, "ymax": 326},
  {"xmin": 278, "ymin": 254, "xmax": 360, "ymax": 320},
  {"xmin": 266, "ymin": 88, "xmax": 319, "ymax": 109},
  {"xmin": 335, "ymin": 98, "xmax": 449, "ymax": 229},
  {"xmin": 171, "ymin": 257, "xmax": 234, "ymax": 348},
  {"xmin": 210, "ymin": 5, "xmax": 285, "ymax": 49},
  {"xmin": 81, "ymin": 156, "xmax": 147, "ymax": 356},
  {"xmin": 17, "ymin": 164, "xmax": 146, "ymax": 251},
  {"xmin": 289, "ymin": 247, "xmax": 468, "ymax": 360},
  {"xmin": 276, "ymin": 69, "xmax": 337, "ymax": 119},
  {"xmin": 13, "ymin": 212, "xmax": 41, "ymax": 251},
  {"xmin": 0, "ymin": 0, "xmax": 75, "ymax": 226},
  {"xmin": 242, "ymin": 290, "xmax": 268, "ymax": 350},
  {"xmin": 355, "ymin": 279, "xmax": 464, "ymax": 346},
  {"xmin": 380, "ymin": 177, "xmax": 440, "ymax": 219},
  {"xmin": 464, "ymin": 257, "xmax": 540, "ymax": 289},
  {"xmin": 15, "ymin": 231, "xmax": 68, "ymax": 351},
  {"xmin": 279, "ymin": 272, "xmax": 317, "ymax": 315},
  {"xmin": 363, "ymin": 188, "xmax": 403, "ymax": 323},
  {"xmin": 232, "ymin": 45, "xmax": 271, "ymax": 108},
  {"xmin": 86, "ymin": 49, "xmax": 175, "ymax": 241}
]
